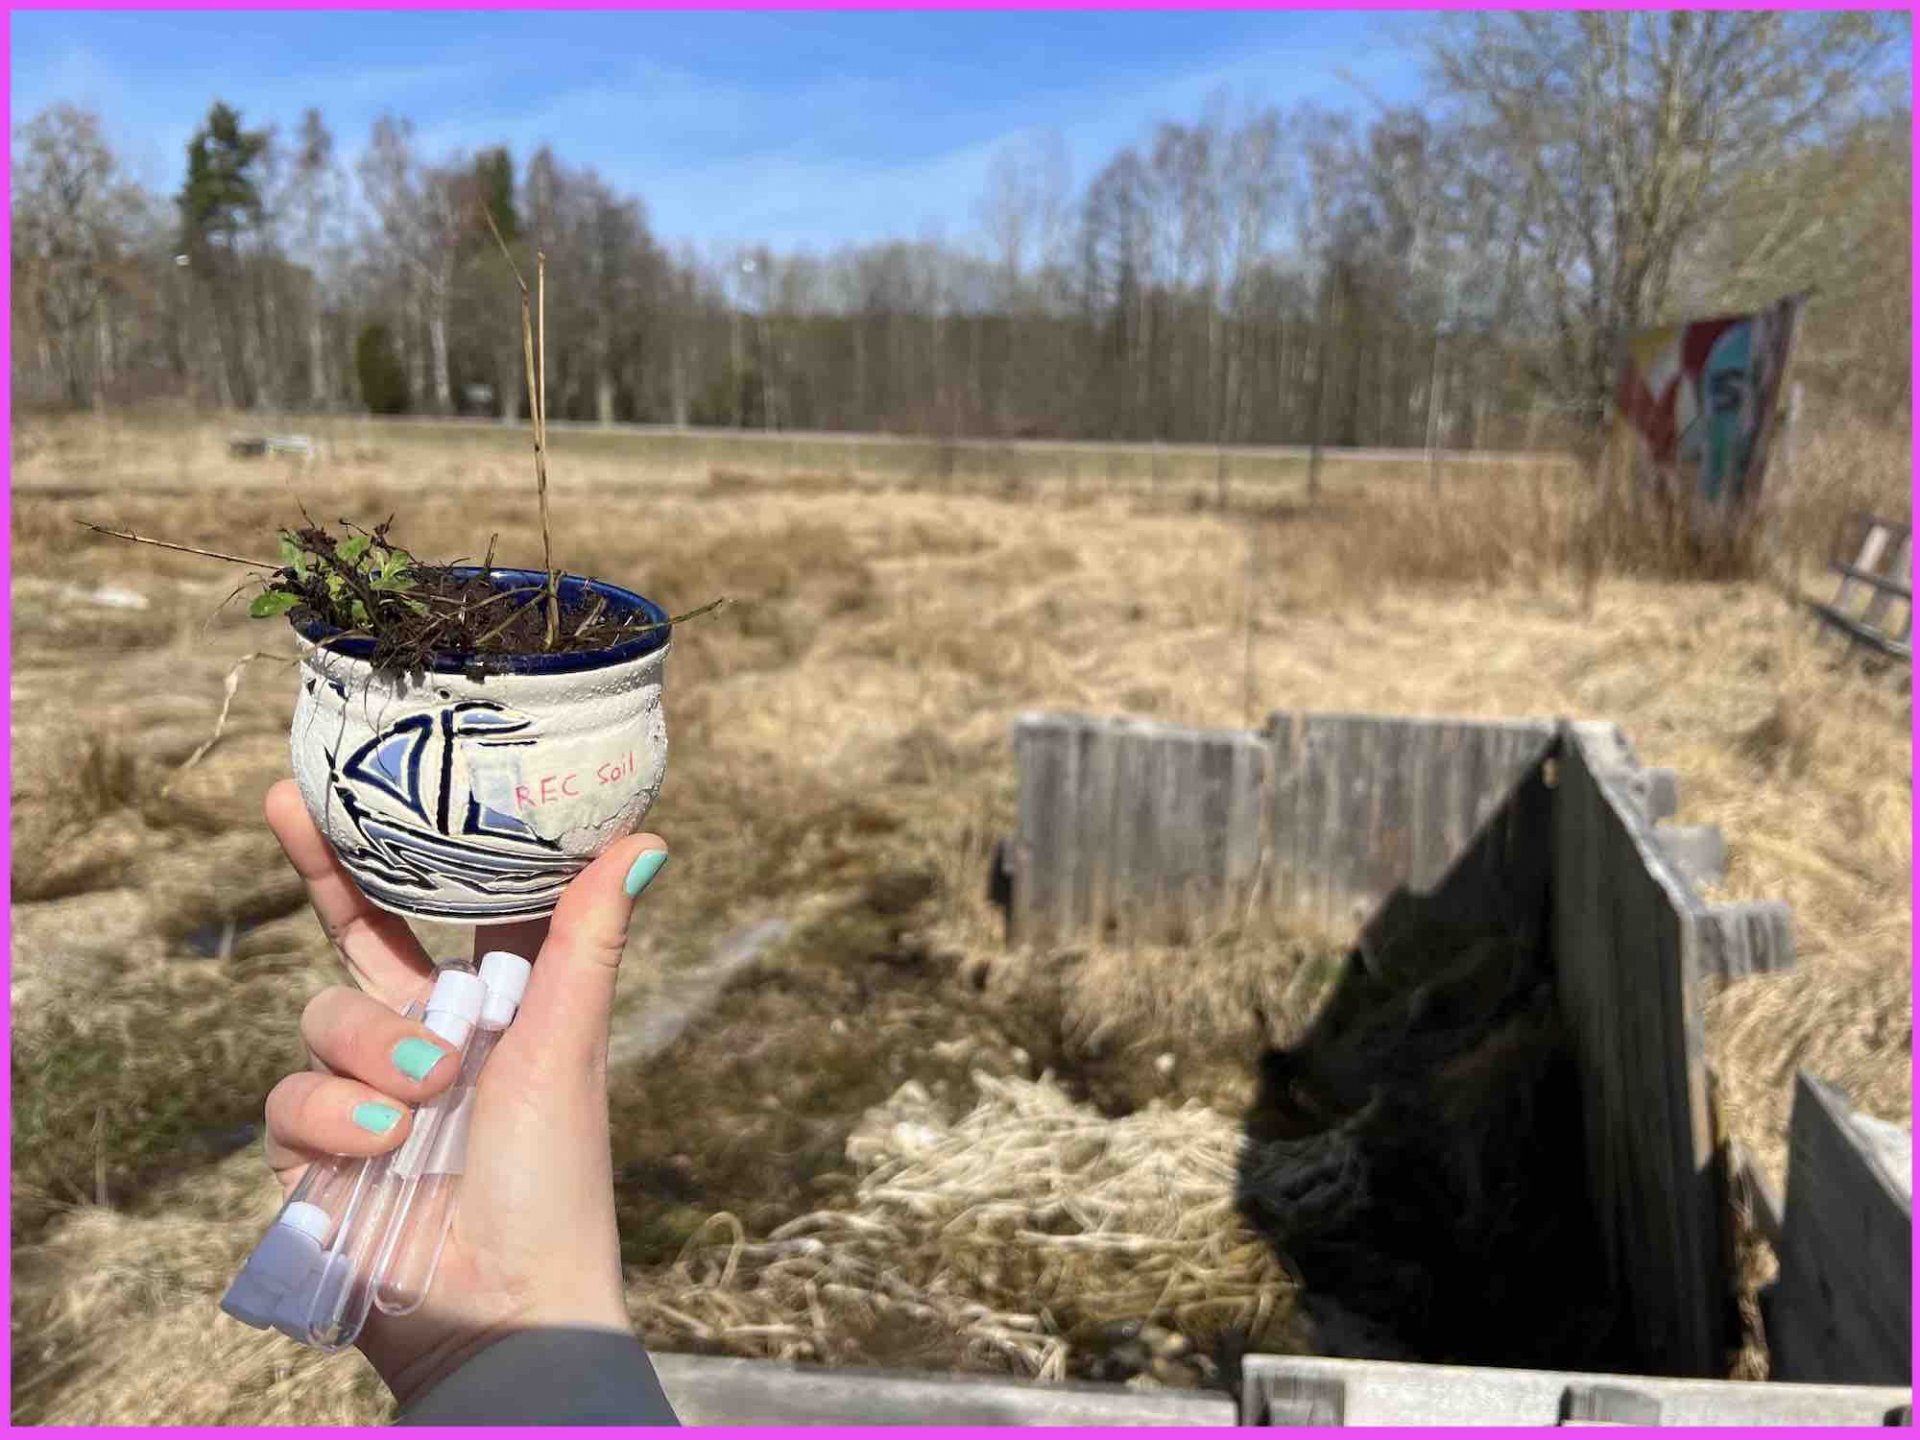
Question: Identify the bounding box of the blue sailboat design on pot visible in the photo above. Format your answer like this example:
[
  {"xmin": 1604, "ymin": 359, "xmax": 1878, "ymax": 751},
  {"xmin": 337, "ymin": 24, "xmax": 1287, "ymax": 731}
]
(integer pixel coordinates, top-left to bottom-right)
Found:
[{"xmin": 326, "ymin": 700, "xmax": 578, "ymax": 919}]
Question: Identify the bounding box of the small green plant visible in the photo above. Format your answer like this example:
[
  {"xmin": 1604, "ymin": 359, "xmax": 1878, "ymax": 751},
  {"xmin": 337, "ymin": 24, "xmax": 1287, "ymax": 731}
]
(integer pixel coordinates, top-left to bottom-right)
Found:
[{"xmin": 247, "ymin": 525, "xmax": 424, "ymax": 630}]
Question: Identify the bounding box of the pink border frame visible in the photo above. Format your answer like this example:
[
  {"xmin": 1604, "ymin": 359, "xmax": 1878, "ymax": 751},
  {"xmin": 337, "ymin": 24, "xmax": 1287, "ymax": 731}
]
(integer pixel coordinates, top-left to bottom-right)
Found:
[
  {"xmin": 4, "ymin": 3, "xmax": 14, "ymax": 1421},
  {"xmin": 2, "ymin": 2, "xmax": 1914, "ymax": 1433}
]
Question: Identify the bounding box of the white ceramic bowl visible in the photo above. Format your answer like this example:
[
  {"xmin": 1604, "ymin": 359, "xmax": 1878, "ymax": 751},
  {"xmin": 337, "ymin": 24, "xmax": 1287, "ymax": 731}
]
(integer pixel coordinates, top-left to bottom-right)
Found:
[{"xmin": 288, "ymin": 569, "xmax": 669, "ymax": 924}]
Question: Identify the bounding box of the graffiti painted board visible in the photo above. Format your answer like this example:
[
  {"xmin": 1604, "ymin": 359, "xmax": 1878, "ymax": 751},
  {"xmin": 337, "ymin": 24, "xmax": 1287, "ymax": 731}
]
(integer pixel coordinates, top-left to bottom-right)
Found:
[{"xmin": 1615, "ymin": 294, "xmax": 1804, "ymax": 512}]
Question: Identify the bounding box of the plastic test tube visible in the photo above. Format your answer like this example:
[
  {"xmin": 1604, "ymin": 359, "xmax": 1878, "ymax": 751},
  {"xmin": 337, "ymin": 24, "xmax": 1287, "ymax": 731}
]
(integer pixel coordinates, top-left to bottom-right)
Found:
[
  {"xmin": 220, "ymin": 963, "xmax": 487, "ymax": 1350},
  {"xmin": 371, "ymin": 949, "xmax": 532, "ymax": 1317}
]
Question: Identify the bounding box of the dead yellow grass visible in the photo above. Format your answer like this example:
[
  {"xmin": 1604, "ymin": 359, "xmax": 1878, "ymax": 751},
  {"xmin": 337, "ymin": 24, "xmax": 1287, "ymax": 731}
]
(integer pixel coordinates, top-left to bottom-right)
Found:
[
  {"xmin": 9, "ymin": 408, "xmax": 1908, "ymax": 1422},
  {"xmin": 981, "ymin": 918, "xmax": 1353, "ymax": 1116},
  {"xmin": 11, "ymin": 1160, "xmax": 390, "ymax": 1425},
  {"xmin": 632, "ymin": 1073, "xmax": 1302, "ymax": 1379}
]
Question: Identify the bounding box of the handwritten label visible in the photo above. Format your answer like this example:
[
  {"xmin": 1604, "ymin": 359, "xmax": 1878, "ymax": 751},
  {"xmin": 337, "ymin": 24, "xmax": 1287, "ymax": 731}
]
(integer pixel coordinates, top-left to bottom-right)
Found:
[
  {"xmin": 505, "ymin": 751, "xmax": 640, "ymax": 809},
  {"xmin": 466, "ymin": 740, "xmax": 654, "ymax": 833}
]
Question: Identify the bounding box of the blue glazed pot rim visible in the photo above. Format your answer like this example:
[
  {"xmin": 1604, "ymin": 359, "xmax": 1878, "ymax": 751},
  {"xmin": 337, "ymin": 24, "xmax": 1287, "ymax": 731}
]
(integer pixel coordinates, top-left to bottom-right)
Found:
[{"xmin": 291, "ymin": 566, "xmax": 671, "ymax": 676}]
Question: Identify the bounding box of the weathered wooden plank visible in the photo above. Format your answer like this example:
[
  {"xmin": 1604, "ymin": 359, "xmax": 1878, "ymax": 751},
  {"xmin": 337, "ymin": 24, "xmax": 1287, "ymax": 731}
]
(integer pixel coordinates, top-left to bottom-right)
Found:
[
  {"xmin": 1041, "ymin": 719, "xmax": 1083, "ymax": 940},
  {"xmin": 1832, "ymin": 520, "xmax": 1891, "ymax": 615},
  {"xmin": 1334, "ymin": 718, "xmax": 1379, "ymax": 931},
  {"xmin": 1014, "ymin": 713, "xmax": 1278, "ymax": 946},
  {"xmin": 1551, "ymin": 728, "xmax": 1727, "ymax": 1376},
  {"xmin": 1699, "ymin": 900, "xmax": 1796, "ymax": 981},
  {"xmin": 1566, "ymin": 719, "xmax": 1638, "ymax": 773},
  {"xmin": 1077, "ymin": 722, "xmax": 1120, "ymax": 943},
  {"xmin": 1437, "ymin": 720, "xmax": 1475, "ymax": 879},
  {"xmin": 1011, "ymin": 716, "xmax": 1069, "ymax": 947},
  {"xmin": 1054, "ymin": 720, "xmax": 1087, "ymax": 941},
  {"xmin": 1656, "ymin": 823, "xmax": 1728, "ymax": 890},
  {"xmin": 1239, "ymin": 1354, "xmax": 1910, "ymax": 1426},
  {"xmin": 1185, "ymin": 729, "xmax": 1267, "ymax": 935},
  {"xmin": 1365, "ymin": 720, "xmax": 1414, "ymax": 912},
  {"xmin": 1566, "ymin": 720, "xmax": 1796, "ymax": 987},
  {"xmin": 1224, "ymin": 734, "xmax": 1267, "ymax": 913},
  {"xmin": 1611, "ymin": 765, "xmax": 1681, "ymax": 824},
  {"xmin": 1266, "ymin": 712, "xmax": 1301, "ymax": 918},
  {"xmin": 1769, "ymin": 1073, "xmax": 1912, "ymax": 1386},
  {"xmin": 654, "ymin": 1353, "xmax": 1240, "ymax": 1426},
  {"xmin": 1295, "ymin": 718, "xmax": 1338, "ymax": 928},
  {"xmin": 1405, "ymin": 719, "xmax": 1443, "ymax": 890},
  {"xmin": 1191, "ymin": 732, "xmax": 1232, "ymax": 932},
  {"xmin": 1831, "ymin": 559, "xmax": 1912, "ymax": 602},
  {"xmin": 1888, "ymin": 539, "xmax": 1915, "ymax": 642},
  {"xmin": 1122, "ymin": 726, "xmax": 1163, "ymax": 937},
  {"xmin": 1154, "ymin": 729, "xmax": 1201, "ymax": 941},
  {"xmin": 1262, "ymin": 711, "xmax": 1555, "ymax": 933}
]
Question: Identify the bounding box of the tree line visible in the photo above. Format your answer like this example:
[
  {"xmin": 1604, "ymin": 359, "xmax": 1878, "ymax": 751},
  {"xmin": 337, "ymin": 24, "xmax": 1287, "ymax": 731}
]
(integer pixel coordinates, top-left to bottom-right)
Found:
[{"xmin": 11, "ymin": 12, "xmax": 1908, "ymax": 449}]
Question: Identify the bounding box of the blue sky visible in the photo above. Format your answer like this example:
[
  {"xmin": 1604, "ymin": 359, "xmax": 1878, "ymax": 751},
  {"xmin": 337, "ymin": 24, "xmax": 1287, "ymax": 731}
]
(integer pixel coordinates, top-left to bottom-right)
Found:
[{"xmin": 12, "ymin": 11, "xmax": 1431, "ymax": 253}]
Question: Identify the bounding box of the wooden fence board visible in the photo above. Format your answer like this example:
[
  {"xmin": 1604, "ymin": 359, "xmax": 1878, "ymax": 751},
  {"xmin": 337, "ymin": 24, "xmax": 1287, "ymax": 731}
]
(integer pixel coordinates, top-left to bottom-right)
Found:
[
  {"xmin": 1698, "ymin": 900, "xmax": 1797, "ymax": 981},
  {"xmin": 1011, "ymin": 716, "xmax": 1067, "ymax": 946},
  {"xmin": 1262, "ymin": 712, "xmax": 1556, "ymax": 932},
  {"xmin": 1077, "ymin": 722, "xmax": 1119, "ymax": 941},
  {"xmin": 1551, "ymin": 730, "xmax": 1727, "ymax": 1376},
  {"xmin": 1656, "ymin": 823, "xmax": 1728, "ymax": 890},
  {"xmin": 1767, "ymin": 1073, "xmax": 1912, "ymax": 1386},
  {"xmin": 653, "ymin": 1352, "xmax": 1239, "ymax": 1426},
  {"xmin": 1267, "ymin": 712, "xmax": 1301, "ymax": 918},
  {"xmin": 1240, "ymin": 1354, "xmax": 1910, "ymax": 1426},
  {"xmin": 1010, "ymin": 713, "xmax": 1267, "ymax": 946},
  {"xmin": 1021, "ymin": 711, "xmax": 1568, "ymax": 945}
]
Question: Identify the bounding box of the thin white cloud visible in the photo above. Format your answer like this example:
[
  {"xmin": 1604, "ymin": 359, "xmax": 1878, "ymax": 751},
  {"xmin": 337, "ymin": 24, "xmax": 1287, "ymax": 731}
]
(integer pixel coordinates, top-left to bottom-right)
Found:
[
  {"xmin": 17, "ymin": 18, "xmax": 1430, "ymax": 252},
  {"xmin": 617, "ymin": 35, "xmax": 1424, "ymax": 250},
  {"xmin": 321, "ymin": 58, "xmax": 496, "ymax": 107}
]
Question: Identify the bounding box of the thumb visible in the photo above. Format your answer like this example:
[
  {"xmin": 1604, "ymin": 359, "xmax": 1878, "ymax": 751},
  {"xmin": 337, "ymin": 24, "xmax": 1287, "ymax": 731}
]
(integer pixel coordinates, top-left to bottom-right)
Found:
[{"xmin": 511, "ymin": 832, "xmax": 667, "ymax": 1066}]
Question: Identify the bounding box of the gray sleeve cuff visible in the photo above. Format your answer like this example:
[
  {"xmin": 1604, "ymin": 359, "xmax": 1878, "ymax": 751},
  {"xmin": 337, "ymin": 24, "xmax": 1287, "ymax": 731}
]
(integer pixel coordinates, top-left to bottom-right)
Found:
[{"xmin": 395, "ymin": 1326, "xmax": 682, "ymax": 1427}]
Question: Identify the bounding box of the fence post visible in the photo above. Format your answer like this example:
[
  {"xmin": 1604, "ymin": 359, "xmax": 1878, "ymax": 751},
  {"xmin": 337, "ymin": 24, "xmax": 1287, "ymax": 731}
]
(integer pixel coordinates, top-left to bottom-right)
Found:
[{"xmin": 1425, "ymin": 332, "xmax": 1445, "ymax": 497}]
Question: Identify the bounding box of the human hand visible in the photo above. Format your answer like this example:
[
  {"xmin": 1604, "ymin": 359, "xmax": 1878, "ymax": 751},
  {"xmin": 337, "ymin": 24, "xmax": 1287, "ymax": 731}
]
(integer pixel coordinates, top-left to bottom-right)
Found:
[{"xmin": 259, "ymin": 779, "xmax": 668, "ymax": 1409}]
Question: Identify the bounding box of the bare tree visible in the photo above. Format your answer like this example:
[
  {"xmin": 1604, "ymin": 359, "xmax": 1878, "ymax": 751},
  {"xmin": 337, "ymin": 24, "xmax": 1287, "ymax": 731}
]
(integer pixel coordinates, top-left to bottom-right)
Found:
[
  {"xmin": 283, "ymin": 110, "xmax": 351, "ymax": 410},
  {"xmin": 13, "ymin": 28, "xmax": 1910, "ymax": 448},
  {"xmin": 1429, "ymin": 11, "xmax": 1901, "ymax": 430},
  {"xmin": 1691, "ymin": 106, "xmax": 1910, "ymax": 420},
  {"xmin": 359, "ymin": 115, "xmax": 468, "ymax": 413},
  {"xmin": 11, "ymin": 105, "xmax": 150, "ymax": 408}
]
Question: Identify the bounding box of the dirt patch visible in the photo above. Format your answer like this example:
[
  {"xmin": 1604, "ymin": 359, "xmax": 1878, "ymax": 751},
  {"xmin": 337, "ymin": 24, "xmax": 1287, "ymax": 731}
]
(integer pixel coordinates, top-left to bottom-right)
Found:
[{"xmin": 608, "ymin": 872, "xmax": 1053, "ymax": 1266}]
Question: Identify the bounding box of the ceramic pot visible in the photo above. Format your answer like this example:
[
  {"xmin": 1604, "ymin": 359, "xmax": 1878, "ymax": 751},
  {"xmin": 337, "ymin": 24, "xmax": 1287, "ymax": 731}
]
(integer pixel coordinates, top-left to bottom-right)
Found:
[{"xmin": 288, "ymin": 568, "xmax": 669, "ymax": 924}]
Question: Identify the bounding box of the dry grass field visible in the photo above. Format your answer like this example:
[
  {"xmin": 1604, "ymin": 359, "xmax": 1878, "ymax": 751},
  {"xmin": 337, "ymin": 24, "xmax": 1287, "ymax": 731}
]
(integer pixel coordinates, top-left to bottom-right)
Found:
[{"xmin": 9, "ymin": 409, "xmax": 1911, "ymax": 1423}]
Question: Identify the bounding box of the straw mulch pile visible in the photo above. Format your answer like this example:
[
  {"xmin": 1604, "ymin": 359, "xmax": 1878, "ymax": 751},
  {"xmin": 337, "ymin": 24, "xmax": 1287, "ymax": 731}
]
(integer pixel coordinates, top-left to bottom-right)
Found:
[{"xmin": 631, "ymin": 1071, "xmax": 1305, "ymax": 1383}]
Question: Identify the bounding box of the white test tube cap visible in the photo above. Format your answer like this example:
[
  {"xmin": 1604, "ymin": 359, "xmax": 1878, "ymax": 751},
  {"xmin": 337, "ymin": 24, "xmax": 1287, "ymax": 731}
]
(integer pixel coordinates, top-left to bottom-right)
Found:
[
  {"xmin": 479, "ymin": 950, "xmax": 533, "ymax": 1027},
  {"xmin": 280, "ymin": 1200, "xmax": 331, "ymax": 1243},
  {"xmin": 425, "ymin": 968, "xmax": 487, "ymax": 1048}
]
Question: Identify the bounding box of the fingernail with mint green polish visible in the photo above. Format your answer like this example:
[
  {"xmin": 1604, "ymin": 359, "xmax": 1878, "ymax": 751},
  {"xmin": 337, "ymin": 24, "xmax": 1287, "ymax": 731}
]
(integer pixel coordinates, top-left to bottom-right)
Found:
[
  {"xmin": 624, "ymin": 849, "xmax": 668, "ymax": 898},
  {"xmin": 352, "ymin": 1102, "xmax": 403, "ymax": 1135},
  {"xmin": 392, "ymin": 1037, "xmax": 448, "ymax": 1082}
]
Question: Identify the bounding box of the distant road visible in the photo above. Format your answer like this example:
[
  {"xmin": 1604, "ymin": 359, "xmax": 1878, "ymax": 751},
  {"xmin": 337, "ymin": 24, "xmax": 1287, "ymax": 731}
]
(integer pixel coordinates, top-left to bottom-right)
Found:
[
  {"xmin": 285, "ymin": 410, "xmax": 1578, "ymax": 471},
  {"xmin": 11, "ymin": 408, "xmax": 1578, "ymax": 499}
]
